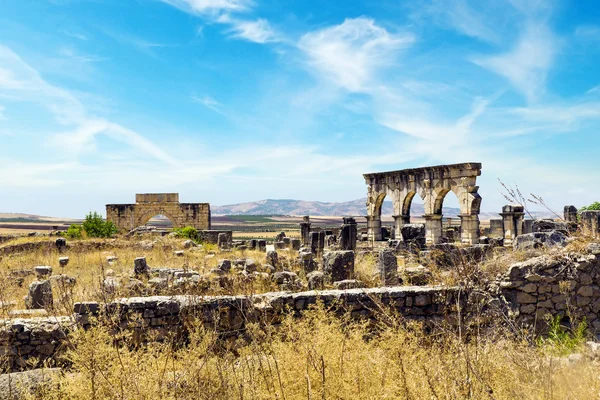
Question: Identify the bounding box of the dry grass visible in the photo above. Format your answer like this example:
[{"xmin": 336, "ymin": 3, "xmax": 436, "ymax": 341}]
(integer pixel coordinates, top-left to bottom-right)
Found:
[
  {"xmin": 29, "ymin": 305, "xmax": 600, "ymax": 400},
  {"xmin": 0, "ymin": 236, "xmax": 388, "ymax": 317}
]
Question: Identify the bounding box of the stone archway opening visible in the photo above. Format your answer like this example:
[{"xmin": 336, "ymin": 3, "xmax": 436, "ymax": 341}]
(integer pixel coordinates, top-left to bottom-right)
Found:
[
  {"xmin": 435, "ymin": 189, "xmax": 463, "ymax": 243},
  {"xmin": 146, "ymin": 214, "xmax": 174, "ymax": 229}
]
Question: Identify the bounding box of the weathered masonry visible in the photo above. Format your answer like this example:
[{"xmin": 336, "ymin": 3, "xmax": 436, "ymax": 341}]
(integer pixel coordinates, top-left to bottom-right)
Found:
[
  {"xmin": 363, "ymin": 163, "xmax": 482, "ymax": 244},
  {"xmin": 106, "ymin": 193, "xmax": 210, "ymax": 232}
]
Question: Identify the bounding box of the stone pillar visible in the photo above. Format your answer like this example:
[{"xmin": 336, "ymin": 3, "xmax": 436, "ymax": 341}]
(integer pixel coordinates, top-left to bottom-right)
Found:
[
  {"xmin": 378, "ymin": 249, "xmax": 399, "ymax": 286},
  {"xmin": 500, "ymin": 205, "xmax": 525, "ymax": 246},
  {"xmin": 310, "ymin": 231, "xmax": 325, "ymax": 255},
  {"xmin": 300, "ymin": 216, "xmax": 311, "ymax": 247},
  {"xmin": 564, "ymin": 205, "xmax": 578, "ymax": 223},
  {"xmin": 339, "ymin": 217, "xmax": 357, "ymax": 250},
  {"xmin": 424, "ymin": 214, "xmax": 443, "ymax": 245},
  {"xmin": 581, "ymin": 210, "xmax": 600, "ymax": 238},
  {"xmin": 459, "ymin": 214, "xmax": 480, "ymax": 245},
  {"xmin": 134, "ymin": 257, "xmax": 149, "ymax": 277},
  {"xmin": 366, "ymin": 216, "xmax": 382, "ymax": 241},
  {"xmin": 392, "ymin": 215, "xmax": 410, "ymax": 240}
]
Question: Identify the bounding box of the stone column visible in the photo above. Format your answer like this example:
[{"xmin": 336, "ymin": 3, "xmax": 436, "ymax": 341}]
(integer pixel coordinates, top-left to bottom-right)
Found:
[
  {"xmin": 392, "ymin": 215, "xmax": 410, "ymax": 240},
  {"xmin": 424, "ymin": 214, "xmax": 443, "ymax": 245},
  {"xmin": 459, "ymin": 214, "xmax": 480, "ymax": 245},
  {"xmin": 300, "ymin": 216, "xmax": 311, "ymax": 246},
  {"xmin": 500, "ymin": 205, "xmax": 525, "ymax": 246},
  {"xmin": 339, "ymin": 217, "xmax": 357, "ymax": 250},
  {"xmin": 564, "ymin": 205, "xmax": 578, "ymax": 223},
  {"xmin": 366, "ymin": 216, "xmax": 382, "ymax": 241}
]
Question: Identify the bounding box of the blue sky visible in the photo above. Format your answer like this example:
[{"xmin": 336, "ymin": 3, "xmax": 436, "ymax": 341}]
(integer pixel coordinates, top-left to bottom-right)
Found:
[{"xmin": 0, "ymin": 0, "xmax": 599, "ymax": 217}]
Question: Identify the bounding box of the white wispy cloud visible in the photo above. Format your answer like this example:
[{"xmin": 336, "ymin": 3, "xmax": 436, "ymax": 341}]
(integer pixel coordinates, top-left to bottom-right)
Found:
[
  {"xmin": 219, "ymin": 15, "xmax": 279, "ymax": 43},
  {"xmin": 159, "ymin": 0, "xmax": 282, "ymax": 44},
  {"xmin": 159, "ymin": 0, "xmax": 252, "ymax": 15},
  {"xmin": 61, "ymin": 30, "xmax": 89, "ymax": 41},
  {"xmin": 298, "ymin": 17, "xmax": 415, "ymax": 92},
  {"xmin": 0, "ymin": 44, "xmax": 180, "ymax": 166},
  {"xmin": 191, "ymin": 94, "xmax": 224, "ymax": 114},
  {"xmin": 474, "ymin": 22, "xmax": 558, "ymax": 102},
  {"xmin": 102, "ymin": 29, "xmax": 177, "ymax": 56},
  {"xmin": 0, "ymin": 105, "xmax": 5, "ymax": 120},
  {"xmin": 413, "ymin": 0, "xmax": 502, "ymax": 44}
]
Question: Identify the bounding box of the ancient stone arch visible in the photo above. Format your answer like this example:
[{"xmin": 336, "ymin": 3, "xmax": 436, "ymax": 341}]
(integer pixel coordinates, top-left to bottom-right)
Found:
[
  {"xmin": 106, "ymin": 193, "xmax": 211, "ymax": 232},
  {"xmin": 363, "ymin": 163, "xmax": 482, "ymax": 245}
]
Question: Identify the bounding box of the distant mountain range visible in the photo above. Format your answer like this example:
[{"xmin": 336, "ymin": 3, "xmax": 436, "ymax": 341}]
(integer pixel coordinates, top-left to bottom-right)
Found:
[
  {"xmin": 212, "ymin": 198, "xmax": 555, "ymax": 219},
  {"xmin": 214, "ymin": 198, "xmax": 470, "ymax": 218}
]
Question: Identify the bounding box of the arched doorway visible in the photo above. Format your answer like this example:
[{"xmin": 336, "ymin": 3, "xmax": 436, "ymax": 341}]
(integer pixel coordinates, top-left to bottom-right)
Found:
[{"xmin": 146, "ymin": 214, "xmax": 174, "ymax": 229}]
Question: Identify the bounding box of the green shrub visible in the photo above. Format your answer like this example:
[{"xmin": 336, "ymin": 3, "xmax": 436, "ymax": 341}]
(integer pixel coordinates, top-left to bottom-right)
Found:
[
  {"xmin": 81, "ymin": 211, "xmax": 118, "ymax": 238},
  {"xmin": 580, "ymin": 202, "xmax": 600, "ymax": 212},
  {"xmin": 173, "ymin": 226, "xmax": 198, "ymax": 241},
  {"xmin": 65, "ymin": 224, "xmax": 83, "ymax": 239},
  {"xmin": 538, "ymin": 315, "xmax": 587, "ymax": 356}
]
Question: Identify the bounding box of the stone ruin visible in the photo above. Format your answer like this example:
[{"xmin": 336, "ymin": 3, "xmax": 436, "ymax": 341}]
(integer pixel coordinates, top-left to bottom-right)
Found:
[
  {"xmin": 363, "ymin": 162, "xmax": 482, "ymax": 245},
  {"xmin": 106, "ymin": 193, "xmax": 210, "ymax": 232},
  {"xmin": 5, "ymin": 163, "xmax": 600, "ymax": 375}
]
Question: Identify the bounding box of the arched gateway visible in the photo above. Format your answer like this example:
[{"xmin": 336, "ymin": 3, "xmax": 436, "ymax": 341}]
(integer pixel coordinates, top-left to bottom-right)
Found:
[
  {"xmin": 106, "ymin": 193, "xmax": 210, "ymax": 232},
  {"xmin": 363, "ymin": 163, "xmax": 482, "ymax": 245}
]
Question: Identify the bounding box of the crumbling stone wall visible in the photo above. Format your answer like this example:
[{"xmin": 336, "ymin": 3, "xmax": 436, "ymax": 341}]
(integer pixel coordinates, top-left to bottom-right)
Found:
[
  {"xmin": 0, "ymin": 317, "xmax": 74, "ymax": 372},
  {"xmin": 1, "ymin": 286, "xmax": 461, "ymax": 372},
  {"xmin": 581, "ymin": 211, "xmax": 600, "ymax": 239},
  {"xmin": 494, "ymin": 246, "xmax": 600, "ymax": 333},
  {"xmin": 106, "ymin": 193, "xmax": 210, "ymax": 232}
]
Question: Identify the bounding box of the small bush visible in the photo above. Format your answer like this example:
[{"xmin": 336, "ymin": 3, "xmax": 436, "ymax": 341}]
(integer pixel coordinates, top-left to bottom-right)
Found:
[
  {"xmin": 580, "ymin": 201, "xmax": 600, "ymax": 212},
  {"xmin": 82, "ymin": 211, "xmax": 118, "ymax": 238},
  {"xmin": 538, "ymin": 315, "xmax": 587, "ymax": 356},
  {"xmin": 65, "ymin": 224, "xmax": 83, "ymax": 239},
  {"xmin": 173, "ymin": 226, "xmax": 198, "ymax": 241}
]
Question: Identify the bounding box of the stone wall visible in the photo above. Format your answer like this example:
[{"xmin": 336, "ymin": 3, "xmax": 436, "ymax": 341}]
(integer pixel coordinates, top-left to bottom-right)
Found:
[
  {"xmin": 0, "ymin": 317, "xmax": 74, "ymax": 372},
  {"xmin": 1, "ymin": 286, "xmax": 461, "ymax": 372},
  {"xmin": 494, "ymin": 246, "xmax": 600, "ymax": 333},
  {"xmin": 582, "ymin": 211, "xmax": 600, "ymax": 239}
]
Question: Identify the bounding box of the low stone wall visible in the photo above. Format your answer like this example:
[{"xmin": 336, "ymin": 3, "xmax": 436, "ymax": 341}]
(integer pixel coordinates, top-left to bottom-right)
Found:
[
  {"xmin": 0, "ymin": 317, "xmax": 74, "ymax": 372},
  {"xmin": 495, "ymin": 246, "xmax": 600, "ymax": 333},
  {"xmin": 1, "ymin": 286, "xmax": 461, "ymax": 372}
]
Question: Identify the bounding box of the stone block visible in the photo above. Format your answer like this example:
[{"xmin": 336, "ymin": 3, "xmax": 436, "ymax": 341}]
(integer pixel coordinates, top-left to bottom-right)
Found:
[
  {"xmin": 513, "ymin": 231, "xmax": 567, "ymax": 250},
  {"xmin": 307, "ymin": 271, "xmax": 325, "ymax": 290},
  {"xmin": 34, "ymin": 266, "xmax": 52, "ymax": 278},
  {"xmin": 25, "ymin": 281, "xmax": 53, "ymax": 310},
  {"xmin": 291, "ymin": 239, "xmax": 301, "ymax": 251},
  {"xmin": 323, "ymin": 251, "xmax": 354, "ymax": 282},
  {"xmin": 378, "ymin": 249, "xmax": 399, "ymax": 286},
  {"xmin": 134, "ymin": 257, "xmax": 149, "ymax": 277},
  {"xmin": 266, "ymin": 250, "xmax": 279, "ymax": 269}
]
